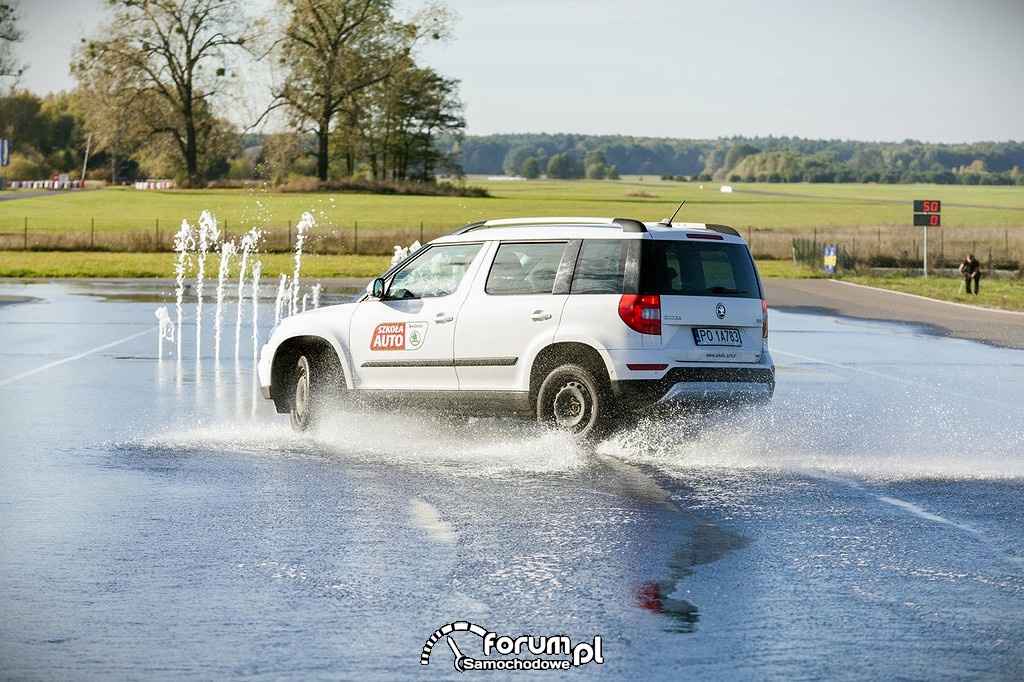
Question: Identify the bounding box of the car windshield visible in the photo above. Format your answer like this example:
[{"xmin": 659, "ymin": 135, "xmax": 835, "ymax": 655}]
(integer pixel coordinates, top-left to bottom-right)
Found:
[{"xmin": 640, "ymin": 240, "xmax": 760, "ymax": 298}]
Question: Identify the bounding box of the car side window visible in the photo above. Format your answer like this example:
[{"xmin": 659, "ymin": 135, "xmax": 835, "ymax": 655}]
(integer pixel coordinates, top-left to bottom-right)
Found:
[
  {"xmin": 486, "ymin": 242, "xmax": 568, "ymax": 295},
  {"xmin": 386, "ymin": 243, "xmax": 482, "ymax": 299},
  {"xmin": 570, "ymin": 240, "xmax": 627, "ymax": 294}
]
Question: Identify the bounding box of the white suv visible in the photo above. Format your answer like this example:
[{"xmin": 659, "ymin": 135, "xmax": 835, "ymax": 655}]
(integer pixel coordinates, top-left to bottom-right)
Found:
[{"xmin": 257, "ymin": 216, "xmax": 774, "ymax": 439}]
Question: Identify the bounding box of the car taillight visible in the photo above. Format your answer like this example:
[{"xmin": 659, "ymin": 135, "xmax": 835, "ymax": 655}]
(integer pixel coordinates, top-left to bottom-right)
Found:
[
  {"xmin": 618, "ymin": 294, "xmax": 661, "ymax": 335},
  {"xmin": 762, "ymin": 298, "xmax": 769, "ymax": 338}
]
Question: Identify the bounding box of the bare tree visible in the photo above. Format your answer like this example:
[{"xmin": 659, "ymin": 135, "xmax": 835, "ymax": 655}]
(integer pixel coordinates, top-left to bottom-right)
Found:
[
  {"xmin": 73, "ymin": 0, "xmax": 250, "ymax": 185},
  {"xmin": 0, "ymin": 0, "xmax": 25, "ymax": 80}
]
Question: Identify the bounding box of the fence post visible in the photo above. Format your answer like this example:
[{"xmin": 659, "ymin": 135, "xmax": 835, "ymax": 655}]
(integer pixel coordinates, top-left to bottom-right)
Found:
[{"xmin": 420, "ymin": 221, "xmax": 424, "ymax": 244}]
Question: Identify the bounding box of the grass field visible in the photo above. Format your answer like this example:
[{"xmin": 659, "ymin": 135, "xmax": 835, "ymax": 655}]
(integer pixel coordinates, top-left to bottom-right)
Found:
[{"xmin": 1, "ymin": 179, "xmax": 1022, "ymax": 310}]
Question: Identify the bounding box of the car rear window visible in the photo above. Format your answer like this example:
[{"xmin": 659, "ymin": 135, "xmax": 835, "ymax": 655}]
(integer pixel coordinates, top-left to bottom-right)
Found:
[{"xmin": 640, "ymin": 240, "xmax": 760, "ymax": 298}]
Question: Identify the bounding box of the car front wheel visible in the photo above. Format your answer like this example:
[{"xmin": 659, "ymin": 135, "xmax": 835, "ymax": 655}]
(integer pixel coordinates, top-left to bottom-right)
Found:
[
  {"xmin": 290, "ymin": 353, "xmax": 343, "ymax": 432},
  {"xmin": 536, "ymin": 364, "xmax": 611, "ymax": 441}
]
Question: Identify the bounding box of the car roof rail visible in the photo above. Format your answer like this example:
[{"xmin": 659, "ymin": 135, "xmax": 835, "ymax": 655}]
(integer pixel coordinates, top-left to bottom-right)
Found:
[{"xmin": 445, "ymin": 216, "xmax": 649, "ymax": 237}]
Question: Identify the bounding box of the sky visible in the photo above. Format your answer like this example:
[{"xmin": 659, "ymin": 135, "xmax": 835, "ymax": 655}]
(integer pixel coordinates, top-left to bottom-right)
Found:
[{"xmin": 8, "ymin": 0, "xmax": 1024, "ymax": 143}]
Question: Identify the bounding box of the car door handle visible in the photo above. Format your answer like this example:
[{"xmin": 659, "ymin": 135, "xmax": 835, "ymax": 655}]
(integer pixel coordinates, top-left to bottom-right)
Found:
[
  {"xmin": 435, "ymin": 313, "xmax": 454, "ymax": 323},
  {"xmin": 531, "ymin": 310, "xmax": 553, "ymax": 322}
]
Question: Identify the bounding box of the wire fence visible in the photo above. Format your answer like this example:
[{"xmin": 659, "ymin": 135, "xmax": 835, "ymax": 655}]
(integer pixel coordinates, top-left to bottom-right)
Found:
[
  {"xmin": 0, "ymin": 218, "xmax": 1022, "ymax": 272},
  {"xmin": 0, "ymin": 219, "xmax": 453, "ymax": 256}
]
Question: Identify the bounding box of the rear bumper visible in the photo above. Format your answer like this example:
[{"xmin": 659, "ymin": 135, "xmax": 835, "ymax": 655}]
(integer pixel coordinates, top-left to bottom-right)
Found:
[
  {"xmin": 612, "ymin": 365, "xmax": 775, "ymax": 407},
  {"xmin": 658, "ymin": 379, "xmax": 773, "ymax": 403}
]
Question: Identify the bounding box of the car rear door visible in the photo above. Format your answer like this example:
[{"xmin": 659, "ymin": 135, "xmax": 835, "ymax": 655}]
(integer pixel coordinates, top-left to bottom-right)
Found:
[{"xmin": 454, "ymin": 241, "xmax": 572, "ymax": 391}]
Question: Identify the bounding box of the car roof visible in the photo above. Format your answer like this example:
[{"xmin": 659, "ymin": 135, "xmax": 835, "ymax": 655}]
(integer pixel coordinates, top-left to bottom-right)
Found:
[{"xmin": 431, "ymin": 217, "xmax": 746, "ymax": 244}]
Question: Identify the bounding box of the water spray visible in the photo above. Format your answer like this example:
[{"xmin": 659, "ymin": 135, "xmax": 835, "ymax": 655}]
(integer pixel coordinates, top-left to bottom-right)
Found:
[
  {"xmin": 173, "ymin": 220, "xmax": 195, "ymax": 361},
  {"xmin": 214, "ymin": 240, "xmax": 237, "ymax": 359},
  {"xmin": 194, "ymin": 211, "xmax": 220, "ymax": 358}
]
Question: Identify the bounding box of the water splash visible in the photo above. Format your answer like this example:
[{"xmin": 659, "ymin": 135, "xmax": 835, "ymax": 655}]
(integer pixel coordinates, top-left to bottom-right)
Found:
[
  {"xmin": 392, "ymin": 240, "xmax": 421, "ymax": 266},
  {"xmin": 290, "ymin": 212, "xmax": 314, "ymax": 317},
  {"xmin": 311, "ymin": 283, "xmax": 322, "ymax": 310},
  {"xmin": 172, "ymin": 221, "xmax": 195, "ymax": 360},
  {"xmin": 154, "ymin": 306, "xmax": 174, "ymax": 358},
  {"xmin": 235, "ymin": 227, "xmax": 263, "ymax": 360},
  {"xmin": 194, "ymin": 211, "xmax": 220, "ymax": 358},
  {"xmin": 274, "ymin": 273, "xmax": 288, "ymax": 325},
  {"xmin": 214, "ymin": 240, "xmax": 237, "ymax": 358},
  {"xmin": 251, "ymin": 260, "xmax": 262, "ymax": 361}
]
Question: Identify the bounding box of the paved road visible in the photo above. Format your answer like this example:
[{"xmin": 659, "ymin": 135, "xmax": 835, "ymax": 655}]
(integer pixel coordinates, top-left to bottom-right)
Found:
[{"xmin": 765, "ymin": 278, "xmax": 1024, "ymax": 350}]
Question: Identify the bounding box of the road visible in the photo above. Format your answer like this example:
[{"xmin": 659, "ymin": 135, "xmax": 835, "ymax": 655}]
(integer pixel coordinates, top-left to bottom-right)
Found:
[
  {"xmin": 0, "ymin": 279, "xmax": 1021, "ymax": 680},
  {"xmin": 766, "ymin": 278, "xmax": 1024, "ymax": 350}
]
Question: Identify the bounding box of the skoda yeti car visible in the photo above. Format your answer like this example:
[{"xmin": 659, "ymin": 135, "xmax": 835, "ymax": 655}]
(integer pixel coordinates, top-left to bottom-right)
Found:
[{"xmin": 257, "ymin": 216, "xmax": 775, "ymax": 439}]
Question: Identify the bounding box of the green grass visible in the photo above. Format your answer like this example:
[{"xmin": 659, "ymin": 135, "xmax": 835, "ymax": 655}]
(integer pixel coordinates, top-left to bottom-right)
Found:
[
  {"xmin": 839, "ymin": 272, "xmax": 1024, "ymax": 311},
  {"xmin": 0, "ymin": 251, "xmax": 390, "ymax": 280},
  {"xmin": 3, "ymin": 179, "xmax": 1023, "ymax": 235},
  {"xmin": 2, "ymin": 179, "xmax": 1022, "ymax": 311}
]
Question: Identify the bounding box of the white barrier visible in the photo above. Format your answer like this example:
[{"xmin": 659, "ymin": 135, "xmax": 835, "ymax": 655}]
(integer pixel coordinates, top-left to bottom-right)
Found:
[
  {"xmin": 8, "ymin": 179, "xmax": 86, "ymax": 189},
  {"xmin": 134, "ymin": 179, "xmax": 175, "ymax": 190}
]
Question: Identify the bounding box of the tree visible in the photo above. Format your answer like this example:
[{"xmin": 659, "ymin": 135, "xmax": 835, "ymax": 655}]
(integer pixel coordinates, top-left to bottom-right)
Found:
[
  {"xmin": 363, "ymin": 61, "xmax": 463, "ymax": 181},
  {"xmin": 271, "ymin": 0, "xmax": 451, "ymax": 181},
  {"xmin": 0, "ymin": 1, "xmax": 24, "ymax": 80},
  {"xmin": 520, "ymin": 156, "xmax": 539, "ymax": 179},
  {"xmin": 547, "ymin": 152, "xmax": 583, "ymax": 179},
  {"xmin": 585, "ymin": 149, "xmax": 608, "ymax": 179},
  {"xmin": 73, "ymin": 0, "xmax": 250, "ymax": 186}
]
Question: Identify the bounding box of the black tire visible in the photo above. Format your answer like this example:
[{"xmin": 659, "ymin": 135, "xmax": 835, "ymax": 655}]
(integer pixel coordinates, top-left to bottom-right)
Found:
[
  {"xmin": 290, "ymin": 353, "xmax": 344, "ymax": 432},
  {"xmin": 536, "ymin": 363, "xmax": 612, "ymax": 441}
]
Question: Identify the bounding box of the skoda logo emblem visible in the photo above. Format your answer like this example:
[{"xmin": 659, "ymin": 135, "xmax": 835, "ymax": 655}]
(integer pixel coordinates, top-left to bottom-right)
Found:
[{"xmin": 716, "ymin": 303, "xmax": 727, "ymax": 319}]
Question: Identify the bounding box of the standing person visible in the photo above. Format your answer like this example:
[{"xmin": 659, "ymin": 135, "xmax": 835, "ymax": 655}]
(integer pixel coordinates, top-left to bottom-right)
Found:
[{"xmin": 959, "ymin": 253, "xmax": 980, "ymax": 295}]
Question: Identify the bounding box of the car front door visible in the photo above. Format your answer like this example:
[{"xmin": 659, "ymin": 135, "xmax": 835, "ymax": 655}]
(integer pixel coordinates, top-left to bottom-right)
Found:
[{"xmin": 348, "ymin": 242, "xmax": 484, "ymax": 391}]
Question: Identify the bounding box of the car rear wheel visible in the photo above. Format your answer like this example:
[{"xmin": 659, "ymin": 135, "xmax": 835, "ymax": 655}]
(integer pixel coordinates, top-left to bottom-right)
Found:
[{"xmin": 536, "ymin": 364, "xmax": 611, "ymax": 441}]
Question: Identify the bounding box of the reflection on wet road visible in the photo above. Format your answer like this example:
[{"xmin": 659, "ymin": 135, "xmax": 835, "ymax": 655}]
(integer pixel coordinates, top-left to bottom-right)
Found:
[{"xmin": 0, "ymin": 281, "xmax": 1022, "ymax": 680}]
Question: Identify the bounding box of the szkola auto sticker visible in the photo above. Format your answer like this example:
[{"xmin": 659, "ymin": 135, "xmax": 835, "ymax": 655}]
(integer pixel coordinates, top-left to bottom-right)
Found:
[{"xmin": 370, "ymin": 321, "xmax": 428, "ymax": 351}]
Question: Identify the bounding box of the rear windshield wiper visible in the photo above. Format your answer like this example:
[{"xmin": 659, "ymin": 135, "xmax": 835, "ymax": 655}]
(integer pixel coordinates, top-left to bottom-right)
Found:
[{"xmin": 710, "ymin": 286, "xmax": 747, "ymax": 295}]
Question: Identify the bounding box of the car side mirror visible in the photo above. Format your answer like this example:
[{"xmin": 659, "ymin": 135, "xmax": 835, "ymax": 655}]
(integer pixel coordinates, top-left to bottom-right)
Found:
[{"xmin": 372, "ymin": 277, "xmax": 386, "ymax": 299}]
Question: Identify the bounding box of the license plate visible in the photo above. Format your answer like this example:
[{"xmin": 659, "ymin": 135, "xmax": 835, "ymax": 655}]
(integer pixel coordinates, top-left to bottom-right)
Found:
[{"xmin": 692, "ymin": 327, "xmax": 742, "ymax": 346}]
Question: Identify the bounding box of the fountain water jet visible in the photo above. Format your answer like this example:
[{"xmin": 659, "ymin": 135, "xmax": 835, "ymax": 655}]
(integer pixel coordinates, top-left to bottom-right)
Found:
[
  {"xmin": 194, "ymin": 211, "xmax": 220, "ymax": 358},
  {"xmin": 235, "ymin": 228, "xmax": 263, "ymax": 360},
  {"xmin": 155, "ymin": 306, "xmax": 174, "ymax": 358},
  {"xmin": 290, "ymin": 212, "xmax": 314, "ymax": 317},
  {"xmin": 214, "ymin": 240, "xmax": 237, "ymax": 359},
  {"xmin": 274, "ymin": 273, "xmax": 288, "ymax": 325},
  {"xmin": 173, "ymin": 221, "xmax": 195, "ymax": 361},
  {"xmin": 251, "ymin": 261, "xmax": 262, "ymax": 361}
]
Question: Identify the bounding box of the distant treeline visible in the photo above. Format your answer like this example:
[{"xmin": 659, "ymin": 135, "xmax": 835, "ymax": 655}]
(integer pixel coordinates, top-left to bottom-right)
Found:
[{"xmin": 447, "ymin": 133, "xmax": 1024, "ymax": 185}]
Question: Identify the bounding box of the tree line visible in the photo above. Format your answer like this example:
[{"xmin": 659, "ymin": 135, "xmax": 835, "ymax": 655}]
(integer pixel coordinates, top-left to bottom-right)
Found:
[
  {"xmin": 2, "ymin": 1, "xmax": 1022, "ymax": 188},
  {"xmin": 452, "ymin": 133, "xmax": 1024, "ymax": 185},
  {"xmin": 1, "ymin": 0, "xmax": 464, "ymax": 187}
]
